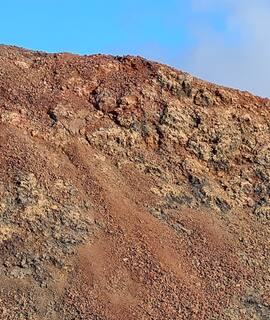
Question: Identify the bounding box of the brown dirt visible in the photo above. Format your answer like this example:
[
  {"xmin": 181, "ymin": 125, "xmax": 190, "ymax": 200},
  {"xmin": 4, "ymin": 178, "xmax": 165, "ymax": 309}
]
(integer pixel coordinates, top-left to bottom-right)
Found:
[{"xmin": 0, "ymin": 45, "xmax": 269, "ymax": 319}]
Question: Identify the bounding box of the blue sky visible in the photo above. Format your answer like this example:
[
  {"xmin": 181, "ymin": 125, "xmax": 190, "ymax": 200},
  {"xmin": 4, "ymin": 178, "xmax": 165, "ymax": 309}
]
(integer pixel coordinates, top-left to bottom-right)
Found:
[
  {"xmin": 0, "ymin": 1, "xmax": 195, "ymax": 55},
  {"xmin": 0, "ymin": 0, "xmax": 269, "ymax": 97}
]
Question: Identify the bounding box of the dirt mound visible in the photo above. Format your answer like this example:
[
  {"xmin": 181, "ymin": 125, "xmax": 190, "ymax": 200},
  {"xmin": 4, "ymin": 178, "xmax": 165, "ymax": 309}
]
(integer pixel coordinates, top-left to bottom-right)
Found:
[{"xmin": 0, "ymin": 45, "xmax": 269, "ymax": 319}]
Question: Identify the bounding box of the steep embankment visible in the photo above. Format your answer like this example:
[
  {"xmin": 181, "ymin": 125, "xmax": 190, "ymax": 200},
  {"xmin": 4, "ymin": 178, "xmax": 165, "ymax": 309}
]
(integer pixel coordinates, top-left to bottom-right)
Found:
[{"xmin": 0, "ymin": 45, "xmax": 269, "ymax": 319}]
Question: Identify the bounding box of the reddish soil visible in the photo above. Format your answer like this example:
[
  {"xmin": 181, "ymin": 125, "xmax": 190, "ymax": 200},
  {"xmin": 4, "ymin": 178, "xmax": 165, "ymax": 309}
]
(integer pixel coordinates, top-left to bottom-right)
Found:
[{"xmin": 0, "ymin": 45, "xmax": 269, "ymax": 319}]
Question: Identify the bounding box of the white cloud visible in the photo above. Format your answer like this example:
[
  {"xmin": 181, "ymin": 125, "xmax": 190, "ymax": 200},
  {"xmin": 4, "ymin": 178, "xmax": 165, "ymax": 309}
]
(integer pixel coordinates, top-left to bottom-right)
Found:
[{"xmin": 182, "ymin": 0, "xmax": 270, "ymax": 97}]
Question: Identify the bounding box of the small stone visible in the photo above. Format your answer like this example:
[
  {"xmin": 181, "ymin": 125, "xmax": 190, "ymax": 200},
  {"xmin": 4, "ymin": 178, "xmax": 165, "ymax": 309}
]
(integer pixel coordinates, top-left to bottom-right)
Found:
[{"xmin": 31, "ymin": 130, "xmax": 38, "ymax": 137}]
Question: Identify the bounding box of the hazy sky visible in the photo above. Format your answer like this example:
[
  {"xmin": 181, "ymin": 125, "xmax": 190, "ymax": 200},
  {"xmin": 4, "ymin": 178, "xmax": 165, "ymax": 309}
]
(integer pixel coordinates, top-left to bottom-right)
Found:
[
  {"xmin": 185, "ymin": 0, "xmax": 270, "ymax": 98},
  {"xmin": 0, "ymin": 0, "xmax": 269, "ymax": 97}
]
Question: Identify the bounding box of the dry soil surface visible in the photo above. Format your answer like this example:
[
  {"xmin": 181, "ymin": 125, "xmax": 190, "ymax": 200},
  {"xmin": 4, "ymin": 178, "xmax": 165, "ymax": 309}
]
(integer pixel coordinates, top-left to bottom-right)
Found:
[{"xmin": 0, "ymin": 45, "xmax": 269, "ymax": 319}]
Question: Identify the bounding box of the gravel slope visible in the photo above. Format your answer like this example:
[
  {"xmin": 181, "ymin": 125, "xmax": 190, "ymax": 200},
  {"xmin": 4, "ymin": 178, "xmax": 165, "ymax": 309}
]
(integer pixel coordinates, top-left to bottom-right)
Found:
[{"xmin": 0, "ymin": 45, "xmax": 269, "ymax": 319}]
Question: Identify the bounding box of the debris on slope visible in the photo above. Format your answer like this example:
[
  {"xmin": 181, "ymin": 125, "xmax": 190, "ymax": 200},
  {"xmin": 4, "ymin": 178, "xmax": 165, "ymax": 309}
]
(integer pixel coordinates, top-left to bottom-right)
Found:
[{"xmin": 0, "ymin": 45, "xmax": 269, "ymax": 319}]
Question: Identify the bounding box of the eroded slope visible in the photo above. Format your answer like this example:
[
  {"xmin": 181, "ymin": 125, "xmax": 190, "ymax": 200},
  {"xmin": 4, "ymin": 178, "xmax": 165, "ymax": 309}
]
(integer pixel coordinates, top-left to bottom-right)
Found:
[{"xmin": 0, "ymin": 45, "xmax": 269, "ymax": 319}]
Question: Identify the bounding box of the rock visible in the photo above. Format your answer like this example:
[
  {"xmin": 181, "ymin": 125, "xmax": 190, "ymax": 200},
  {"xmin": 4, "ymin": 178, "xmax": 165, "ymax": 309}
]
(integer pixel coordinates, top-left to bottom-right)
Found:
[
  {"xmin": 254, "ymin": 205, "xmax": 270, "ymax": 220},
  {"xmin": 91, "ymin": 88, "xmax": 117, "ymax": 113},
  {"xmin": 10, "ymin": 266, "xmax": 32, "ymax": 278},
  {"xmin": 182, "ymin": 79, "xmax": 192, "ymax": 97},
  {"xmin": 194, "ymin": 89, "xmax": 214, "ymax": 106}
]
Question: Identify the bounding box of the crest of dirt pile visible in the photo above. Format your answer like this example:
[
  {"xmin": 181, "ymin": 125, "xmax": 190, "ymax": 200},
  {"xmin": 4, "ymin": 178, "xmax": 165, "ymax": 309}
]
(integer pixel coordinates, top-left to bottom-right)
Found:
[{"xmin": 0, "ymin": 45, "xmax": 269, "ymax": 319}]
